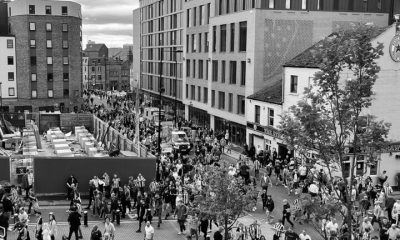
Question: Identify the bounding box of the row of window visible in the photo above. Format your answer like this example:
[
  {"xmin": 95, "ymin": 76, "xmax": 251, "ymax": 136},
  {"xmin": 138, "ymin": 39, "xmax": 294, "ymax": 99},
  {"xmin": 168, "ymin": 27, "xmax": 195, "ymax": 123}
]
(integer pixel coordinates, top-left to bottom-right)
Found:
[
  {"xmin": 186, "ymin": 32, "xmax": 209, "ymax": 53},
  {"xmin": 29, "ymin": 4, "xmax": 68, "ymax": 15},
  {"xmin": 186, "ymin": 3, "xmax": 211, "ymax": 28},
  {"xmin": 30, "ymin": 56, "xmax": 69, "ymax": 66},
  {"xmin": 254, "ymin": 105, "xmax": 275, "ymax": 126},
  {"xmin": 211, "ymin": 60, "xmax": 246, "ymax": 85},
  {"xmin": 141, "ymin": 0, "xmax": 179, "ymax": 21},
  {"xmin": 212, "ymin": 21, "xmax": 247, "ymax": 53},
  {"xmin": 30, "ymin": 89, "xmax": 65, "ymax": 98},
  {"xmin": 186, "ymin": 85, "xmax": 208, "ymax": 104},
  {"xmin": 30, "ymin": 72, "xmax": 70, "ymax": 82},
  {"xmin": 186, "ymin": 59, "xmax": 208, "ymax": 80},
  {"xmin": 30, "ymin": 39, "xmax": 69, "ymax": 49},
  {"xmin": 29, "ymin": 22, "xmax": 68, "ymax": 32}
]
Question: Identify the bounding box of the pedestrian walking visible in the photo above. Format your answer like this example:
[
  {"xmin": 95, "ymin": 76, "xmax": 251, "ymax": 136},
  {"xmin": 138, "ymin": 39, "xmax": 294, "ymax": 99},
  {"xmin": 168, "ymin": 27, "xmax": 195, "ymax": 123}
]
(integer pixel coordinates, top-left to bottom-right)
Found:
[
  {"xmin": 67, "ymin": 206, "xmax": 81, "ymax": 240},
  {"xmin": 176, "ymin": 200, "xmax": 188, "ymax": 235},
  {"xmin": 48, "ymin": 213, "xmax": 57, "ymax": 240},
  {"xmin": 104, "ymin": 217, "xmax": 115, "ymax": 240},
  {"xmin": 144, "ymin": 221, "xmax": 154, "ymax": 240},
  {"xmin": 282, "ymin": 199, "xmax": 294, "ymax": 228}
]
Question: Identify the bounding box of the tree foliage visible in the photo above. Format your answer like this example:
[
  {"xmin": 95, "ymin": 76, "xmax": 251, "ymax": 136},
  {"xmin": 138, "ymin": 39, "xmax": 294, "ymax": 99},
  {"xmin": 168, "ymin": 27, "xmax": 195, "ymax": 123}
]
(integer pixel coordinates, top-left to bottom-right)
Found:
[
  {"xmin": 279, "ymin": 24, "xmax": 391, "ymax": 237},
  {"xmin": 192, "ymin": 164, "xmax": 258, "ymax": 239}
]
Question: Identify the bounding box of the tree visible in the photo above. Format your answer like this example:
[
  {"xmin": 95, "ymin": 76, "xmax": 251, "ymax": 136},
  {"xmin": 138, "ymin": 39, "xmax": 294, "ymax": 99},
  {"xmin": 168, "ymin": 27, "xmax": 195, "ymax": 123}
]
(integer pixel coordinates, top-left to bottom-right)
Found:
[
  {"xmin": 192, "ymin": 164, "xmax": 258, "ymax": 240},
  {"xmin": 279, "ymin": 24, "xmax": 391, "ymax": 238}
]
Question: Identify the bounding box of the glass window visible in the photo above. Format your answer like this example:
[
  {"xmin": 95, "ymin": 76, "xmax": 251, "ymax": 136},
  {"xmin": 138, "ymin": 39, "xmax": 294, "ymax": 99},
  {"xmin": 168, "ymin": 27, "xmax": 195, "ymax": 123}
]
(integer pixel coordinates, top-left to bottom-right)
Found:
[
  {"xmin": 47, "ymin": 73, "xmax": 53, "ymax": 81},
  {"xmin": 32, "ymin": 90, "xmax": 37, "ymax": 98},
  {"xmin": 29, "ymin": 22, "xmax": 36, "ymax": 31},
  {"xmin": 63, "ymin": 73, "xmax": 69, "ymax": 81},
  {"xmin": 186, "ymin": 59, "xmax": 190, "ymax": 77},
  {"xmin": 230, "ymin": 23, "xmax": 235, "ymax": 52},
  {"xmin": 48, "ymin": 90, "xmax": 54, "ymax": 98},
  {"xmin": 198, "ymin": 33, "xmax": 202, "ymax": 52},
  {"xmin": 269, "ymin": 0, "xmax": 274, "ymax": 8},
  {"xmin": 268, "ymin": 108, "xmax": 274, "ymax": 126},
  {"xmin": 212, "ymin": 26, "xmax": 217, "ymax": 52},
  {"xmin": 205, "ymin": 32, "xmax": 209, "ymax": 52},
  {"xmin": 239, "ymin": 21, "xmax": 247, "ymax": 51},
  {"xmin": 220, "ymin": 24, "xmax": 226, "ymax": 52},
  {"xmin": 200, "ymin": 5, "xmax": 204, "ymax": 25},
  {"xmin": 29, "ymin": 5, "xmax": 35, "ymax": 14},
  {"xmin": 7, "ymin": 56, "xmax": 13, "ymax": 65},
  {"xmin": 46, "ymin": 23, "xmax": 52, "ymax": 31},
  {"xmin": 302, "ymin": 0, "xmax": 307, "ymax": 10},
  {"xmin": 186, "ymin": 84, "xmax": 189, "ymax": 99},
  {"xmin": 229, "ymin": 61, "xmax": 236, "ymax": 84},
  {"xmin": 31, "ymin": 56, "xmax": 36, "ymax": 65},
  {"xmin": 30, "ymin": 39, "xmax": 36, "ymax": 48},
  {"xmin": 47, "ymin": 57, "xmax": 53, "ymax": 65},
  {"xmin": 63, "ymin": 57, "xmax": 69, "ymax": 65},
  {"xmin": 206, "ymin": 60, "xmax": 209, "ymax": 80},
  {"xmin": 192, "ymin": 34, "xmax": 196, "ymax": 52},
  {"xmin": 228, "ymin": 93, "xmax": 233, "ymax": 112},
  {"xmin": 240, "ymin": 61, "xmax": 246, "ymax": 86},
  {"xmin": 31, "ymin": 73, "xmax": 37, "ymax": 81},
  {"xmin": 192, "ymin": 60, "xmax": 196, "ymax": 78},
  {"xmin": 62, "ymin": 23, "xmax": 68, "ymax": 32},
  {"xmin": 46, "ymin": 40, "xmax": 52, "ymax": 48},
  {"xmin": 197, "ymin": 86, "xmax": 201, "ymax": 102},
  {"xmin": 8, "ymin": 88, "xmax": 15, "ymax": 96},
  {"xmin": 211, "ymin": 90, "xmax": 215, "ymax": 107},
  {"xmin": 255, "ymin": 105, "xmax": 260, "ymax": 123},
  {"xmin": 221, "ymin": 60, "xmax": 226, "ymax": 83},
  {"xmin": 212, "ymin": 60, "xmax": 218, "ymax": 82},
  {"xmin": 218, "ymin": 91, "xmax": 225, "ymax": 110},
  {"xmin": 45, "ymin": 5, "xmax": 51, "ymax": 15},
  {"xmin": 63, "ymin": 40, "xmax": 68, "ymax": 49},
  {"xmin": 7, "ymin": 39, "xmax": 13, "ymax": 48},
  {"xmin": 62, "ymin": 6, "xmax": 68, "ymax": 15},
  {"xmin": 290, "ymin": 75, "xmax": 298, "ymax": 93},
  {"xmin": 8, "ymin": 72, "xmax": 14, "ymax": 81},
  {"xmin": 191, "ymin": 85, "xmax": 195, "ymax": 100},
  {"xmin": 204, "ymin": 87, "xmax": 208, "ymax": 104},
  {"xmin": 237, "ymin": 95, "xmax": 245, "ymax": 115},
  {"xmin": 285, "ymin": 0, "xmax": 291, "ymax": 9}
]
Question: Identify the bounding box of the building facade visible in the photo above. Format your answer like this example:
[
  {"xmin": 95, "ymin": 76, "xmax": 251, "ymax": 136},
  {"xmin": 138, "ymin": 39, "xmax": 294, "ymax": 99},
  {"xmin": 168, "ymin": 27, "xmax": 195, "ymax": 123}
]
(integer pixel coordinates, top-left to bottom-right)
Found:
[
  {"xmin": 7, "ymin": 0, "xmax": 82, "ymax": 112},
  {"xmin": 82, "ymin": 56, "xmax": 88, "ymax": 90},
  {"xmin": 136, "ymin": 0, "xmax": 185, "ymax": 119},
  {"xmin": 0, "ymin": 36, "xmax": 18, "ymax": 108}
]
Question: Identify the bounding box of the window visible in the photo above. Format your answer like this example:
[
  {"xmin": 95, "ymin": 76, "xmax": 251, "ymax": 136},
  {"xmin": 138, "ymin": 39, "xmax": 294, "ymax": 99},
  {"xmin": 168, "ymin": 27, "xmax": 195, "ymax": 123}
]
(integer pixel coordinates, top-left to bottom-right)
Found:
[
  {"xmin": 242, "ymin": 0, "xmax": 245, "ymax": 10},
  {"xmin": 269, "ymin": 0, "xmax": 274, "ymax": 8},
  {"xmin": 255, "ymin": 105, "xmax": 260, "ymax": 124},
  {"xmin": 191, "ymin": 85, "xmax": 195, "ymax": 100},
  {"xmin": 230, "ymin": 23, "xmax": 235, "ymax": 52},
  {"xmin": 285, "ymin": 0, "xmax": 291, "ymax": 9},
  {"xmin": 234, "ymin": 0, "xmax": 238, "ymax": 11},
  {"xmin": 302, "ymin": 0, "xmax": 307, "ymax": 9},
  {"xmin": 206, "ymin": 60, "xmax": 209, "ymax": 80},
  {"xmin": 62, "ymin": 23, "xmax": 68, "ymax": 32},
  {"xmin": 7, "ymin": 56, "xmax": 13, "ymax": 65},
  {"xmin": 192, "ymin": 34, "xmax": 196, "ymax": 52},
  {"xmin": 63, "ymin": 57, "xmax": 69, "ymax": 65},
  {"xmin": 46, "ymin": 40, "xmax": 52, "ymax": 48},
  {"xmin": 228, "ymin": 93, "xmax": 233, "ymax": 112},
  {"xmin": 48, "ymin": 90, "xmax": 54, "ymax": 98},
  {"xmin": 32, "ymin": 90, "xmax": 37, "ymax": 98},
  {"xmin": 193, "ymin": 7, "xmax": 197, "ymax": 27},
  {"xmin": 211, "ymin": 90, "xmax": 216, "ymax": 107},
  {"xmin": 204, "ymin": 87, "xmax": 208, "ymax": 103},
  {"xmin": 186, "ymin": 34, "xmax": 189, "ymax": 52},
  {"xmin": 187, "ymin": 9, "xmax": 192, "ymax": 27},
  {"xmin": 268, "ymin": 108, "xmax": 274, "ymax": 126},
  {"xmin": 212, "ymin": 60, "xmax": 218, "ymax": 82},
  {"xmin": 219, "ymin": 0, "xmax": 223, "ymax": 15},
  {"xmin": 229, "ymin": 61, "xmax": 236, "ymax": 84},
  {"xmin": 63, "ymin": 73, "xmax": 69, "ymax": 81},
  {"xmin": 197, "ymin": 86, "xmax": 201, "ymax": 101},
  {"xmin": 377, "ymin": 0, "xmax": 382, "ymax": 10},
  {"xmin": 218, "ymin": 91, "xmax": 225, "ymax": 110},
  {"xmin": 47, "ymin": 57, "xmax": 53, "ymax": 65},
  {"xmin": 240, "ymin": 61, "xmax": 246, "ymax": 86},
  {"xmin": 98, "ymin": 75, "xmax": 102, "ymax": 80},
  {"xmin": 198, "ymin": 33, "xmax": 202, "ymax": 52},
  {"xmin": 29, "ymin": 5, "xmax": 35, "ymax": 14},
  {"xmin": 226, "ymin": 0, "xmax": 230, "ymax": 13},
  {"xmin": 212, "ymin": 26, "xmax": 217, "ymax": 52},
  {"xmin": 8, "ymin": 88, "xmax": 15, "ymax": 96},
  {"xmin": 46, "ymin": 23, "xmax": 52, "ymax": 31},
  {"xmin": 45, "ymin": 5, "xmax": 51, "ymax": 15},
  {"xmin": 31, "ymin": 73, "xmax": 37, "ymax": 81},
  {"xmin": 31, "ymin": 56, "xmax": 36, "ymax": 66},
  {"xmin": 186, "ymin": 59, "xmax": 190, "ymax": 77},
  {"xmin": 220, "ymin": 24, "xmax": 226, "ymax": 52},
  {"xmin": 30, "ymin": 39, "xmax": 36, "ymax": 48},
  {"xmin": 205, "ymin": 32, "xmax": 209, "ymax": 52},
  {"xmin": 199, "ymin": 60, "xmax": 203, "ymax": 79},
  {"xmin": 239, "ymin": 21, "xmax": 247, "ymax": 51},
  {"xmin": 29, "ymin": 22, "xmax": 36, "ymax": 31},
  {"xmin": 290, "ymin": 75, "xmax": 298, "ymax": 93},
  {"xmin": 192, "ymin": 60, "xmax": 196, "ymax": 78},
  {"xmin": 62, "ymin": 6, "xmax": 68, "ymax": 15},
  {"xmin": 47, "ymin": 73, "xmax": 53, "ymax": 81},
  {"xmin": 186, "ymin": 84, "xmax": 189, "ymax": 99},
  {"xmin": 8, "ymin": 72, "xmax": 14, "ymax": 81},
  {"xmin": 7, "ymin": 39, "xmax": 13, "ymax": 48},
  {"xmin": 237, "ymin": 95, "xmax": 245, "ymax": 115},
  {"xmin": 200, "ymin": 5, "xmax": 204, "ymax": 25},
  {"xmin": 63, "ymin": 89, "xmax": 69, "ymax": 97},
  {"xmin": 207, "ymin": 3, "xmax": 211, "ymax": 24},
  {"xmin": 221, "ymin": 61, "xmax": 226, "ymax": 83},
  {"xmin": 63, "ymin": 40, "xmax": 68, "ymax": 49}
]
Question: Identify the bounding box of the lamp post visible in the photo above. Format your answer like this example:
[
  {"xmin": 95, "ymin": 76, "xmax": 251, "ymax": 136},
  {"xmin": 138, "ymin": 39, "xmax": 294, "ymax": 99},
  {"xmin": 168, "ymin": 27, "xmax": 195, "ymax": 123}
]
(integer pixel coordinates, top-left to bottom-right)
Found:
[{"xmin": 173, "ymin": 50, "xmax": 183, "ymax": 128}]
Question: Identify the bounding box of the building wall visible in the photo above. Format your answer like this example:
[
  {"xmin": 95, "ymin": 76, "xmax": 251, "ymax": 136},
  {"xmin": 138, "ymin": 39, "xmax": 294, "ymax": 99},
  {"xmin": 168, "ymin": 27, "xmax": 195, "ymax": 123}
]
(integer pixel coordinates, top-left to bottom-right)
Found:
[
  {"xmin": 8, "ymin": 0, "xmax": 81, "ymax": 18},
  {"xmin": 0, "ymin": 36, "xmax": 18, "ymax": 99},
  {"xmin": 82, "ymin": 56, "xmax": 88, "ymax": 89}
]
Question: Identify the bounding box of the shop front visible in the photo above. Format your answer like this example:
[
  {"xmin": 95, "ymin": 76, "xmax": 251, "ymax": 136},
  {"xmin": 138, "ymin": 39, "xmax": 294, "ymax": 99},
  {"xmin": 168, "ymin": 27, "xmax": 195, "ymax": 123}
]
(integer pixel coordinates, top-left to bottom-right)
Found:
[
  {"xmin": 215, "ymin": 116, "xmax": 246, "ymax": 147},
  {"xmin": 189, "ymin": 106, "xmax": 210, "ymax": 128},
  {"xmin": 144, "ymin": 91, "xmax": 185, "ymax": 121}
]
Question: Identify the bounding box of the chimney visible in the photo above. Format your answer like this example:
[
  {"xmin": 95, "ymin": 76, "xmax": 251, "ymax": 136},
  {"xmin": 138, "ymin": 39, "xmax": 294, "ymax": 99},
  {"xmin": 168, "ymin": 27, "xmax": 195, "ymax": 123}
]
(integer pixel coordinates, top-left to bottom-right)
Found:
[{"xmin": 0, "ymin": 1, "xmax": 9, "ymax": 35}]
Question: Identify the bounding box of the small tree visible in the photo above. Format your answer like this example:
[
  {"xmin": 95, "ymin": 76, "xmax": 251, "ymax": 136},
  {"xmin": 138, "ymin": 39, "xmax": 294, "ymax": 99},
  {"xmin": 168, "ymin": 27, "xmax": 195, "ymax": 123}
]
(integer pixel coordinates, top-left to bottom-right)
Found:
[
  {"xmin": 192, "ymin": 164, "xmax": 258, "ymax": 240},
  {"xmin": 279, "ymin": 24, "xmax": 391, "ymax": 237}
]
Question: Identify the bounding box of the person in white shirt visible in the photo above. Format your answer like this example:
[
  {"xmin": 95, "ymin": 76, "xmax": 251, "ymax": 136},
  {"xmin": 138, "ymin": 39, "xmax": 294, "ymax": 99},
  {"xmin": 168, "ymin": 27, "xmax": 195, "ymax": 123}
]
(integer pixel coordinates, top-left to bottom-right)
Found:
[
  {"xmin": 299, "ymin": 230, "xmax": 311, "ymax": 240},
  {"xmin": 144, "ymin": 221, "xmax": 154, "ymax": 240}
]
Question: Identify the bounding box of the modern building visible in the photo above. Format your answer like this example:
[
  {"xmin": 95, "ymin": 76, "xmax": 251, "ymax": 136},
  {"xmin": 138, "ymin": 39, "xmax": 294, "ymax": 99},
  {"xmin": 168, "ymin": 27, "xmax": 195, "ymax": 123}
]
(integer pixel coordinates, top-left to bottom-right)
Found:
[
  {"xmin": 135, "ymin": 0, "xmax": 185, "ymax": 119},
  {"xmin": 7, "ymin": 0, "xmax": 83, "ymax": 112},
  {"xmin": 183, "ymin": 0, "xmax": 392, "ymax": 147},
  {"xmin": 246, "ymin": 23, "xmax": 400, "ymax": 186}
]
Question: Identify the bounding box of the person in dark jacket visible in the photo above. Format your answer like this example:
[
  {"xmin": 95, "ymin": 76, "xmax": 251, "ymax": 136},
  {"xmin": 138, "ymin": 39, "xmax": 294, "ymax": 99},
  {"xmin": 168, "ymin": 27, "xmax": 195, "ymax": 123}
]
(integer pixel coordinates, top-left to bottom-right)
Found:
[
  {"xmin": 136, "ymin": 199, "xmax": 147, "ymax": 233},
  {"xmin": 285, "ymin": 227, "xmax": 299, "ymax": 240},
  {"xmin": 213, "ymin": 226, "xmax": 223, "ymax": 240},
  {"xmin": 67, "ymin": 207, "xmax": 81, "ymax": 240},
  {"xmin": 1, "ymin": 194, "xmax": 13, "ymax": 216},
  {"xmin": 265, "ymin": 195, "xmax": 275, "ymax": 223},
  {"xmin": 0, "ymin": 210, "xmax": 10, "ymax": 240},
  {"xmin": 110, "ymin": 196, "xmax": 120, "ymax": 223},
  {"xmin": 90, "ymin": 225, "xmax": 102, "ymax": 240}
]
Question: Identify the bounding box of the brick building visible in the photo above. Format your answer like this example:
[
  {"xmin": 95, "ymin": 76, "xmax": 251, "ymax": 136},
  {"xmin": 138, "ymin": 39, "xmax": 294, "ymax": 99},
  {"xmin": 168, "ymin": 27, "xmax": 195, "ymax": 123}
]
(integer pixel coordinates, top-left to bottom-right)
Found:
[{"xmin": 6, "ymin": 0, "xmax": 82, "ymax": 113}]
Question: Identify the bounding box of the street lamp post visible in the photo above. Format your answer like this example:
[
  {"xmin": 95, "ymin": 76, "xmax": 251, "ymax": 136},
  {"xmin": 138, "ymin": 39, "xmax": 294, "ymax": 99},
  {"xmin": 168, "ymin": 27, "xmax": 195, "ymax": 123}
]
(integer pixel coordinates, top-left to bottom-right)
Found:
[{"xmin": 174, "ymin": 50, "xmax": 183, "ymax": 128}]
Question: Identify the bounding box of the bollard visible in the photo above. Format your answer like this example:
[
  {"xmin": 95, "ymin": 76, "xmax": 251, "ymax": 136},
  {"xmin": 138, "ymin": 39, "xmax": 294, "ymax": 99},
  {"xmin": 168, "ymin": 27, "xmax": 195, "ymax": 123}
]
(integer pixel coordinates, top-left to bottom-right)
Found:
[
  {"xmin": 116, "ymin": 210, "xmax": 121, "ymax": 225},
  {"xmin": 83, "ymin": 211, "xmax": 88, "ymax": 227}
]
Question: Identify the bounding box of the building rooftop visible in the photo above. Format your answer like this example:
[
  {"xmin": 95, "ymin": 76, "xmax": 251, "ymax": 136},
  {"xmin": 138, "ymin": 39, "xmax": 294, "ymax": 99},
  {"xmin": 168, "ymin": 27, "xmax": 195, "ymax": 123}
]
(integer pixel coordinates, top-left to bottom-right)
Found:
[
  {"xmin": 284, "ymin": 26, "xmax": 388, "ymax": 68},
  {"xmin": 247, "ymin": 75, "xmax": 282, "ymax": 104},
  {"xmin": 85, "ymin": 43, "xmax": 107, "ymax": 52}
]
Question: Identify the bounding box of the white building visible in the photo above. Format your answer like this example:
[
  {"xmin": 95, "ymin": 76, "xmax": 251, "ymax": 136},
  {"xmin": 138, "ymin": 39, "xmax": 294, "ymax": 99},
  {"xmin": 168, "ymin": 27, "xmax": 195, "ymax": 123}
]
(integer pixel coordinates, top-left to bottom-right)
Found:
[
  {"xmin": 246, "ymin": 23, "xmax": 400, "ymax": 186},
  {"xmin": 0, "ymin": 36, "xmax": 18, "ymax": 102}
]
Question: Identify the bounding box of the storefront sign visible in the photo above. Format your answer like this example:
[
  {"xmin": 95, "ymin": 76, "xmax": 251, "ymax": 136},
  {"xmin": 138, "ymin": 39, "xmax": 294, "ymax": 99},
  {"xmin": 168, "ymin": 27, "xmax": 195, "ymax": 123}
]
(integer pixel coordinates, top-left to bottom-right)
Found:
[{"xmin": 247, "ymin": 122, "xmax": 282, "ymax": 140}]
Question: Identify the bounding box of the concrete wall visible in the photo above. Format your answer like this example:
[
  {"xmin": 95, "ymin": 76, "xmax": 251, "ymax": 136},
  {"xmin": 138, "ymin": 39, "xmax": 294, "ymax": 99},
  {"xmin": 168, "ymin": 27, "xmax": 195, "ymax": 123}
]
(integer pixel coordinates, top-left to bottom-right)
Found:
[{"xmin": 33, "ymin": 156, "xmax": 156, "ymax": 195}]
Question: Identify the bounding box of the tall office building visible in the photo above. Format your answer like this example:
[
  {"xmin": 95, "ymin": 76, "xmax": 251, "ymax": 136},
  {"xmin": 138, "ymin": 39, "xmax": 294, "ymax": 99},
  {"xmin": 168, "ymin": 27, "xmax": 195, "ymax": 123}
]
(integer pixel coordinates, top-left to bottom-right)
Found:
[
  {"xmin": 7, "ymin": 0, "xmax": 82, "ymax": 112},
  {"xmin": 136, "ymin": 0, "xmax": 185, "ymax": 118}
]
